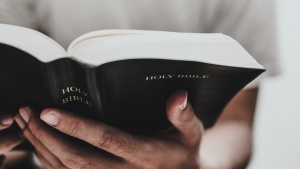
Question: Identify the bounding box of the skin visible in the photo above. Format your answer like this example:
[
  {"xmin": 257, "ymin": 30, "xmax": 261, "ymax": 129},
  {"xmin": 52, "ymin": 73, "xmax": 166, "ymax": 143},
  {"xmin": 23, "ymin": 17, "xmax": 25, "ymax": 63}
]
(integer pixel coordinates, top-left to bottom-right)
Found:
[
  {"xmin": 0, "ymin": 114, "xmax": 24, "ymax": 169},
  {"xmin": 200, "ymin": 88, "xmax": 258, "ymax": 169},
  {"xmin": 14, "ymin": 89, "xmax": 257, "ymax": 169}
]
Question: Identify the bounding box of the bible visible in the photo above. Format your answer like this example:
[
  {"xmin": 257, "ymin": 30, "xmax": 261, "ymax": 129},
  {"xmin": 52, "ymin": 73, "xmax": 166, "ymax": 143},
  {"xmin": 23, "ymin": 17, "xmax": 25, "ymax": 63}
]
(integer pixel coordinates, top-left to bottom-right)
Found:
[{"xmin": 0, "ymin": 24, "xmax": 264, "ymax": 134}]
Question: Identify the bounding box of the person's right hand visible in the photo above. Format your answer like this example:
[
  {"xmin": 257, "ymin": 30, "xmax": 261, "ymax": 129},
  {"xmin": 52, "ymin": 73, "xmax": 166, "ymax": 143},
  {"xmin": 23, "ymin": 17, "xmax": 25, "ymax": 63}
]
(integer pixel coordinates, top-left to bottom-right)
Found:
[{"xmin": 0, "ymin": 113, "xmax": 24, "ymax": 168}]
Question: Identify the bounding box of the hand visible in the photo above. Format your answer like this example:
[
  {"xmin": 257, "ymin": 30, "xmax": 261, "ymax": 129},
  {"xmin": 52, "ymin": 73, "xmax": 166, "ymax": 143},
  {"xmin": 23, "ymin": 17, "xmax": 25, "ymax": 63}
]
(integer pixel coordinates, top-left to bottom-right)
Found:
[
  {"xmin": 0, "ymin": 113, "xmax": 23, "ymax": 153},
  {"xmin": 0, "ymin": 113, "xmax": 24, "ymax": 168},
  {"xmin": 16, "ymin": 91, "xmax": 203, "ymax": 169}
]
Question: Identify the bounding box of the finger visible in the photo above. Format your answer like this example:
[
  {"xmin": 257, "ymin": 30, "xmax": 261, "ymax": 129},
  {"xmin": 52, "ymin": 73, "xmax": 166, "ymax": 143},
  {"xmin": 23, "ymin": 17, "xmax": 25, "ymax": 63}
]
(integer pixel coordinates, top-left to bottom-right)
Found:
[
  {"xmin": 36, "ymin": 151, "xmax": 59, "ymax": 169},
  {"xmin": 0, "ymin": 131, "xmax": 24, "ymax": 154},
  {"xmin": 39, "ymin": 107, "xmax": 141, "ymax": 161},
  {"xmin": 0, "ymin": 117, "xmax": 24, "ymax": 154},
  {"xmin": 166, "ymin": 90, "xmax": 204, "ymax": 146},
  {"xmin": 0, "ymin": 114, "xmax": 14, "ymax": 130},
  {"xmin": 15, "ymin": 113, "xmax": 66, "ymax": 169},
  {"xmin": 18, "ymin": 107, "xmax": 119, "ymax": 168}
]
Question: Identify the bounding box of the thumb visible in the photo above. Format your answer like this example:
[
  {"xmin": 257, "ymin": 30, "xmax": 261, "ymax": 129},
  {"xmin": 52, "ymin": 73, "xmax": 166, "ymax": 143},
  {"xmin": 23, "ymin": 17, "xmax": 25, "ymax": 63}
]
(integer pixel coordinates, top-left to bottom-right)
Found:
[{"xmin": 166, "ymin": 90, "xmax": 203, "ymax": 146}]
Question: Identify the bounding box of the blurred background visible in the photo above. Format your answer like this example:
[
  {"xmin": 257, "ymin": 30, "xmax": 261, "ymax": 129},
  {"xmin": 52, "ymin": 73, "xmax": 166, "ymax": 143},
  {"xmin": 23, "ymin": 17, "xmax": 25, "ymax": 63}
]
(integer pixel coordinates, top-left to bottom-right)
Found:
[
  {"xmin": 0, "ymin": 1, "xmax": 299, "ymax": 168},
  {"xmin": 248, "ymin": 1, "xmax": 300, "ymax": 169}
]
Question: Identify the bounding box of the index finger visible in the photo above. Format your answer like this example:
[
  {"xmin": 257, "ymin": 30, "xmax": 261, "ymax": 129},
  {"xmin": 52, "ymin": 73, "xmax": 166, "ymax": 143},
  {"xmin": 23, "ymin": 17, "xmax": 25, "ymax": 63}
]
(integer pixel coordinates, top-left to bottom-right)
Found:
[
  {"xmin": 18, "ymin": 107, "xmax": 119, "ymax": 169},
  {"xmin": 0, "ymin": 113, "xmax": 13, "ymax": 130},
  {"xmin": 39, "ymin": 108, "xmax": 141, "ymax": 161}
]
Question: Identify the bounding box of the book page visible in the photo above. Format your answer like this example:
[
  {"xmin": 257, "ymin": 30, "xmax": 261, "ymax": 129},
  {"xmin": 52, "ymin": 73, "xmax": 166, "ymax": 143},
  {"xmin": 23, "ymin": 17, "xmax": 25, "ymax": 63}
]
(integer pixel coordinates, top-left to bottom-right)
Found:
[
  {"xmin": 0, "ymin": 24, "xmax": 66, "ymax": 62},
  {"xmin": 67, "ymin": 29, "xmax": 171, "ymax": 53},
  {"xmin": 68, "ymin": 31, "xmax": 264, "ymax": 69}
]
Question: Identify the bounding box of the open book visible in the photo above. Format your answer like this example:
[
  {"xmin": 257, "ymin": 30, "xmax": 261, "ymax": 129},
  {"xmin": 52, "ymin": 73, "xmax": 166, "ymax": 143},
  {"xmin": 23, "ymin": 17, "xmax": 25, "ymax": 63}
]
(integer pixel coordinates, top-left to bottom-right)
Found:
[{"xmin": 0, "ymin": 24, "xmax": 264, "ymax": 134}]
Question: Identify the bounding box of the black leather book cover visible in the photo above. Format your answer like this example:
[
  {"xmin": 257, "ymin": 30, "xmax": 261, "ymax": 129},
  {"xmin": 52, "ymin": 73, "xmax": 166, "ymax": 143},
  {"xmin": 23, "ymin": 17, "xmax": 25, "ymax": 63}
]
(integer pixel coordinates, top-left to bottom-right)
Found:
[{"xmin": 0, "ymin": 43, "xmax": 264, "ymax": 134}]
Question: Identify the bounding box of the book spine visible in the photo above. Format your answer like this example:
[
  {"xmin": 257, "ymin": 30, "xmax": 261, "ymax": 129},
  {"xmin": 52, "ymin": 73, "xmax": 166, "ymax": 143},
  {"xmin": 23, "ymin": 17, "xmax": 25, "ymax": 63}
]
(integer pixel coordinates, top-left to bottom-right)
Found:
[
  {"xmin": 42, "ymin": 58, "xmax": 102, "ymax": 120},
  {"xmin": 85, "ymin": 67, "xmax": 104, "ymax": 117}
]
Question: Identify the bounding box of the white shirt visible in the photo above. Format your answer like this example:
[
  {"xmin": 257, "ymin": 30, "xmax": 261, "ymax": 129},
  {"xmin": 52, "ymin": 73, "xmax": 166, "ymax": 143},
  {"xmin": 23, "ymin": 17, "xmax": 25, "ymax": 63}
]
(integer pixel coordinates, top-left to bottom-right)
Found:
[{"xmin": 0, "ymin": 0, "xmax": 280, "ymax": 87}]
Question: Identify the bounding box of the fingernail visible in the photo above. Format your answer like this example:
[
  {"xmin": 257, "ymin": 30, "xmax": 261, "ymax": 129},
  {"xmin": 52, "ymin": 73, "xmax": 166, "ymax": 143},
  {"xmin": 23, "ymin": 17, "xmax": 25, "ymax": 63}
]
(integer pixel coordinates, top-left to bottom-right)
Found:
[
  {"xmin": 19, "ymin": 108, "xmax": 30, "ymax": 123},
  {"xmin": 41, "ymin": 111, "xmax": 58, "ymax": 126},
  {"xmin": 15, "ymin": 115, "xmax": 26, "ymax": 129},
  {"xmin": 178, "ymin": 91, "xmax": 188, "ymax": 111},
  {"xmin": 1, "ymin": 116, "xmax": 13, "ymax": 126}
]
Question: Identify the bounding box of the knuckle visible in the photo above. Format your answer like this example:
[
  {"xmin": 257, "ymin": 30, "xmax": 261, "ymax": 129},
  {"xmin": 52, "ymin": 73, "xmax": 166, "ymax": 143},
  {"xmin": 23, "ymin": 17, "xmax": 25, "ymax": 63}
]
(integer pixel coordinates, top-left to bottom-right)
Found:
[
  {"xmin": 134, "ymin": 142, "xmax": 161, "ymax": 167},
  {"xmin": 68, "ymin": 120, "xmax": 81, "ymax": 136},
  {"xmin": 34, "ymin": 126, "xmax": 45, "ymax": 140},
  {"xmin": 114, "ymin": 138, "xmax": 137, "ymax": 160},
  {"xmin": 181, "ymin": 105, "xmax": 195, "ymax": 123},
  {"xmin": 97, "ymin": 128, "xmax": 138, "ymax": 160},
  {"xmin": 97, "ymin": 128, "xmax": 114, "ymax": 149}
]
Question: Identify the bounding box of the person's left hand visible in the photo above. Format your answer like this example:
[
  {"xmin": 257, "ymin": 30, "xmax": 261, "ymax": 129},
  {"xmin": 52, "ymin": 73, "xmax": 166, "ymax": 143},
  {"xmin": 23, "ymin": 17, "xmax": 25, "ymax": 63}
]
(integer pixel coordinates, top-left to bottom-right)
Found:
[
  {"xmin": 0, "ymin": 113, "xmax": 24, "ymax": 155},
  {"xmin": 0, "ymin": 113, "xmax": 24, "ymax": 169},
  {"xmin": 15, "ymin": 91, "xmax": 203, "ymax": 169}
]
